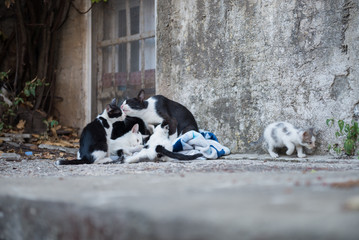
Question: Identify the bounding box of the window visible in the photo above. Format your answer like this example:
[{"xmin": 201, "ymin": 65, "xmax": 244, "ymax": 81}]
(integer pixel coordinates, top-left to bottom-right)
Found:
[{"xmin": 93, "ymin": 0, "xmax": 155, "ymax": 113}]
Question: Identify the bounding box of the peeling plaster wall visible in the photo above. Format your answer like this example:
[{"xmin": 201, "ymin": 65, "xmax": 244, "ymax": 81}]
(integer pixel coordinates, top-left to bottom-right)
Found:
[
  {"xmin": 54, "ymin": 0, "xmax": 90, "ymax": 130},
  {"xmin": 157, "ymin": 0, "xmax": 359, "ymax": 154}
]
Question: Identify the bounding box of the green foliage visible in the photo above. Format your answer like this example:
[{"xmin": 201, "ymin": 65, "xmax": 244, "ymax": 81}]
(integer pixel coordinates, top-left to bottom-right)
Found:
[
  {"xmin": 0, "ymin": 70, "xmax": 9, "ymax": 81},
  {"xmin": 23, "ymin": 77, "xmax": 48, "ymax": 97},
  {"xmin": 326, "ymin": 118, "xmax": 359, "ymax": 158},
  {"xmin": 43, "ymin": 118, "xmax": 59, "ymax": 130},
  {"xmin": 0, "ymin": 72, "xmax": 50, "ymax": 132}
]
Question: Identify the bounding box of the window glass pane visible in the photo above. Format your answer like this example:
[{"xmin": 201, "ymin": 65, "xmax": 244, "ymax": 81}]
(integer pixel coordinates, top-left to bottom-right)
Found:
[
  {"xmin": 102, "ymin": 46, "xmax": 112, "ymax": 73},
  {"xmin": 144, "ymin": 37, "xmax": 155, "ymax": 70},
  {"xmin": 131, "ymin": 40, "xmax": 140, "ymax": 72},
  {"xmin": 118, "ymin": 9, "xmax": 126, "ymax": 37},
  {"xmin": 143, "ymin": 0, "xmax": 155, "ymax": 32},
  {"xmin": 116, "ymin": 44, "xmax": 127, "ymax": 72},
  {"xmin": 103, "ymin": 0, "xmax": 126, "ymax": 40},
  {"xmin": 103, "ymin": 7, "xmax": 114, "ymax": 40},
  {"xmin": 130, "ymin": 6, "xmax": 139, "ymax": 35},
  {"xmin": 102, "ymin": 46, "xmax": 114, "ymax": 89}
]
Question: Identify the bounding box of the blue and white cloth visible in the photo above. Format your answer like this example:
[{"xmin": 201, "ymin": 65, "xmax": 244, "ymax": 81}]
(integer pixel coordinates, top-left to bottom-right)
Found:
[{"xmin": 172, "ymin": 130, "xmax": 230, "ymax": 159}]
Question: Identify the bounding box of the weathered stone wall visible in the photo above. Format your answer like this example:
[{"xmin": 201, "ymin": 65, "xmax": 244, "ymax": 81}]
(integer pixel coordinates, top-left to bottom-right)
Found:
[
  {"xmin": 157, "ymin": 0, "xmax": 359, "ymax": 154},
  {"xmin": 55, "ymin": 0, "xmax": 90, "ymax": 130}
]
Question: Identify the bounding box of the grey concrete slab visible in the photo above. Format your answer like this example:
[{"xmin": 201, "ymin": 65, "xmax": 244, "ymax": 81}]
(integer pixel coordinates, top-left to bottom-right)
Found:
[{"xmin": 0, "ymin": 155, "xmax": 359, "ymax": 240}]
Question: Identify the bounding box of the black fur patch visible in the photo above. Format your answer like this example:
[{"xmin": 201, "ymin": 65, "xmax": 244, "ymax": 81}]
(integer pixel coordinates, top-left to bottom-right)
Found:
[
  {"xmin": 125, "ymin": 98, "xmax": 149, "ymax": 110},
  {"xmin": 117, "ymin": 149, "xmax": 123, "ymax": 157},
  {"xmin": 111, "ymin": 116, "xmax": 149, "ymax": 139},
  {"xmin": 282, "ymin": 127, "xmax": 291, "ymax": 135},
  {"xmin": 99, "ymin": 117, "xmax": 110, "ymax": 129},
  {"xmin": 271, "ymin": 128, "xmax": 278, "ymax": 143},
  {"xmin": 107, "ymin": 109, "xmax": 123, "ymax": 119}
]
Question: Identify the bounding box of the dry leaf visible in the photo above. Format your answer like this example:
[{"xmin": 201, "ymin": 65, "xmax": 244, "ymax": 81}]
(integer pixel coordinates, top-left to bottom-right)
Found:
[
  {"xmin": 29, "ymin": 145, "xmax": 38, "ymax": 150},
  {"xmin": 42, "ymin": 152, "xmax": 55, "ymax": 159},
  {"xmin": 42, "ymin": 140, "xmax": 76, "ymax": 148},
  {"xmin": 59, "ymin": 140, "xmax": 77, "ymax": 148},
  {"xmin": 17, "ymin": 119, "xmax": 26, "ymax": 130},
  {"xmin": 36, "ymin": 109, "xmax": 47, "ymax": 117},
  {"xmin": 24, "ymin": 101, "xmax": 34, "ymax": 108},
  {"xmin": 32, "ymin": 134, "xmax": 41, "ymax": 139},
  {"xmin": 9, "ymin": 129, "xmax": 21, "ymax": 134}
]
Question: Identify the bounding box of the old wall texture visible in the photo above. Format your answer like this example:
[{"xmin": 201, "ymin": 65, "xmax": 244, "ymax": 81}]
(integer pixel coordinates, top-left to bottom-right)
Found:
[
  {"xmin": 55, "ymin": 0, "xmax": 90, "ymax": 130},
  {"xmin": 156, "ymin": 0, "xmax": 359, "ymax": 154}
]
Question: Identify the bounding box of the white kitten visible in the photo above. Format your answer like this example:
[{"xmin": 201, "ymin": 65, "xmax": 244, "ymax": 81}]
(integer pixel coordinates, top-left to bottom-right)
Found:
[
  {"xmin": 109, "ymin": 123, "xmax": 143, "ymax": 157},
  {"xmin": 124, "ymin": 123, "xmax": 172, "ymax": 163},
  {"xmin": 263, "ymin": 122, "xmax": 316, "ymax": 158}
]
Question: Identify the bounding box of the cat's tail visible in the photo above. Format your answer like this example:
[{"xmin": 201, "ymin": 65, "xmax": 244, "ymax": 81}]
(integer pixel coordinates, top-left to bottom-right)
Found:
[
  {"xmin": 155, "ymin": 145, "xmax": 203, "ymax": 160},
  {"xmin": 56, "ymin": 151, "xmax": 124, "ymax": 165},
  {"xmin": 56, "ymin": 157, "xmax": 93, "ymax": 165}
]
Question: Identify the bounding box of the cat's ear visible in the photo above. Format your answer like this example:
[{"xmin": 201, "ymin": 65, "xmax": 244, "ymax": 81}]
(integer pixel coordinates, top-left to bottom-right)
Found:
[
  {"xmin": 106, "ymin": 98, "xmax": 117, "ymax": 112},
  {"xmin": 105, "ymin": 104, "xmax": 110, "ymax": 112},
  {"xmin": 309, "ymin": 127, "xmax": 317, "ymax": 136},
  {"xmin": 302, "ymin": 131, "xmax": 311, "ymax": 141},
  {"xmin": 110, "ymin": 98, "xmax": 117, "ymax": 106},
  {"xmin": 137, "ymin": 90, "xmax": 145, "ymax": 102},
  {"xmin": 132, "ymin": 124, "xmax": 139, "ymax": 133}
]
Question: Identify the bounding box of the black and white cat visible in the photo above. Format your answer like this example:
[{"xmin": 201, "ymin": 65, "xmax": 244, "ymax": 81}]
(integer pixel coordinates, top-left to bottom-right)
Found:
[
  {"xmin": 124, "ymin": 120, "xmax": 203, "ymax": 163},
  {"xmin": 121, "ymin": 90, "xmax": 198, "ymax": 141},
  {"xmin": 56, "ymin": 99, "xmax": 130, "ymax": 165},
  {"xmin": 263, "ymin": 122, "xmax": 316, "ymax": 158}
]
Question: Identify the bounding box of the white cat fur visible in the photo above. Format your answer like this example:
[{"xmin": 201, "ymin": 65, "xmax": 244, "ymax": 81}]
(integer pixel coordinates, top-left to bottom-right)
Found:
[
  {"xmin": 124, "ymin": 124, "xmax": 172, "ymax": 163},
  {"xmin": 263, "ymin": 122, "xmax": 316, "ymax": 158},
  {"xmin": 109, "ymin": 123, "xmax": 143, "ymax": 157},
  {"xmin": 122, "ymin": 98, "xmax": 163, "ymax": 125}
]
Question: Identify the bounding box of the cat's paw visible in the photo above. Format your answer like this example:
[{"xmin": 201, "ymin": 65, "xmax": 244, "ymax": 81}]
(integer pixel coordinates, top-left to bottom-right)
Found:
[
  {"xmin": 286, "ymin": 149, "xmax": 295, "ymax": 156},
  {"xmin": 269, "ymin": 152, "xmax": 279, "ymax": 158},
  {"xmin": 134, "ymin": 145, "xmax": 144, "ymax": 152},
  {"xmin": 94, "ymin": 157, "xmax": 113, "ymax": 164},
  {"xmin": 123, "ymin": 157, "xmax": 138, "ymax": 164},
  {"xmin": 297, "ymin": 153, "xmax": 307, "ymax": 158}
]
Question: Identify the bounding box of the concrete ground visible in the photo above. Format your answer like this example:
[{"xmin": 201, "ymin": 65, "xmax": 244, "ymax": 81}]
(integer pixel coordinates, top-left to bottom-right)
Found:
[{"xmin": 1, "ymin": 154, "xmax": 359, "ymax": 240}]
